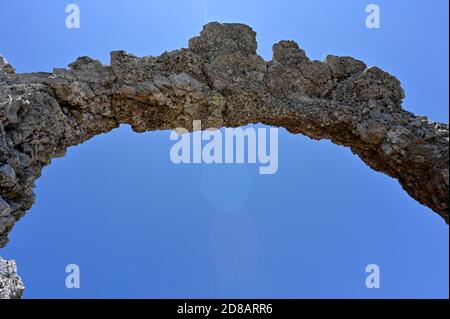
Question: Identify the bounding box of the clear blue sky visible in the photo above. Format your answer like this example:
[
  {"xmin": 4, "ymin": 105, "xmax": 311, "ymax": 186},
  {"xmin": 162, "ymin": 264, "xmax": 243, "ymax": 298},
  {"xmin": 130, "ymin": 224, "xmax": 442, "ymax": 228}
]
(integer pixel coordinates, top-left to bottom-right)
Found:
[{"xmin": 0, "ymin": 0, "xmax": 448, "ymax": 298}]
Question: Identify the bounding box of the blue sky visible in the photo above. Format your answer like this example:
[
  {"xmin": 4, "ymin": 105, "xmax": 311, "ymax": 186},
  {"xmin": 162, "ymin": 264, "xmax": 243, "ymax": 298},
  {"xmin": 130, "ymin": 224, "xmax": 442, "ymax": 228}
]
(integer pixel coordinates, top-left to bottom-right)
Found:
[{"xmin": 0, "ymin": 0, "xmax": 448, "ymax": 298}]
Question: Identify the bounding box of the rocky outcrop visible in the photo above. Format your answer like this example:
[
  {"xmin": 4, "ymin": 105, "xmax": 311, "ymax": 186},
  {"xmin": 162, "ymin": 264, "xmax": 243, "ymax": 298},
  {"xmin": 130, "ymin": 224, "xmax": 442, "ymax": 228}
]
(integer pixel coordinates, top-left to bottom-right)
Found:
[
  {"xmin": 0, "ymin": 257, "xmax": 24, "ymax": 299},
  {"xmin": 0, "ymin": 22, "xmax": 448, "ymax": 255}
]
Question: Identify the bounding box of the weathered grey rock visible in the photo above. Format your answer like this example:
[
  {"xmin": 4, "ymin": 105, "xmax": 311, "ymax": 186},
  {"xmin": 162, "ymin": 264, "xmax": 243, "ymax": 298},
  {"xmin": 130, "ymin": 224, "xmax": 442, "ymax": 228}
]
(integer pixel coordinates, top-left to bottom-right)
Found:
[
  {"xmin": 0, "ymin": 56, "xmax": 16, "ymax": 75},
  {"xmin": 0, "ymin": 164, "xmax": 17, "ymax": 187},
  {"xmin": 0, "ymin": 22, "xmax": 448, "ymax": 256},
  {"xmin": 0, "ymin": 257, "xmax": 24, "ymax": 299}
]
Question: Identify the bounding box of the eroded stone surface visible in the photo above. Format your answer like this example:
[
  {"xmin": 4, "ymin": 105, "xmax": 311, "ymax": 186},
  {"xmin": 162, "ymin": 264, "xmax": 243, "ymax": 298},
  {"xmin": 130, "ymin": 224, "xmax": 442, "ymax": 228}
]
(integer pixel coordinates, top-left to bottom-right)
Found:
[
  {"xmin": 0, "ymin": 257, "xmax": 24, "ymax": 299},
  {"xmin": 0, "ymin": 22, "xmax": 448, "ymax": 255}
]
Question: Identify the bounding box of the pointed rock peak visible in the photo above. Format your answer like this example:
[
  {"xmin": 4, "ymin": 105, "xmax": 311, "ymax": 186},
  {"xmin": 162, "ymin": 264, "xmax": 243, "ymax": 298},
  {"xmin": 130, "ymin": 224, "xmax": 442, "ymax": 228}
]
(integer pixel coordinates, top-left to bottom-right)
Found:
[
  {"xmin": 189, "ymin": 22, "xmax": 258, "ymax": 57},
  {"xmin": 0, "ymin": 55, "xmax": 15, "ymax": 74},
  {"xmin": 272, "ymin": 40, "xmax": 309, "ymax": 65}
]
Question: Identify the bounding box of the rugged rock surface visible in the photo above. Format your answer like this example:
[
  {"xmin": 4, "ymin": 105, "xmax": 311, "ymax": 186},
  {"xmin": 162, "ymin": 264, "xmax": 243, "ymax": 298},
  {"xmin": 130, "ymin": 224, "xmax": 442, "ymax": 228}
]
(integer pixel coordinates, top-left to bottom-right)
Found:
[
  {"xmin": 0, "ymin": 22, "xmax": 448, "ymax": 255},
  {"xmin": 0, "ymin": 257, "xmax": 24, "ymax": 299}
]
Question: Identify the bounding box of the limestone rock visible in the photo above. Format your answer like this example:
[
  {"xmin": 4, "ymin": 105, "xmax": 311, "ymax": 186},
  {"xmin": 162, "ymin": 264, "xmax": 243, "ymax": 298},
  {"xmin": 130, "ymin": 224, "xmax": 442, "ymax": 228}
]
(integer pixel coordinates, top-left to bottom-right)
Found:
[
  {"xmin": 0, "ymin": 23, "xmax": 448, "ymax": 297},
  {"xmin": 0, "ymin": 257, "xmax": 24, "ymax": 299},
  {"xmin": 0, "ymin": 56, "xmax": 15, "ymax": 75}
]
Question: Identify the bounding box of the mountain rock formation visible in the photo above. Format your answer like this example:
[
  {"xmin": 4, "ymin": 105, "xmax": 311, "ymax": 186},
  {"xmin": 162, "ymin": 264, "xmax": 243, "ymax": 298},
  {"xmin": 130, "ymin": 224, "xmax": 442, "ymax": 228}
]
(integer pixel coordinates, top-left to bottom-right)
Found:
[{"xmin": 0, "ymin": 22, "xmax": 448, "ymax": 298}]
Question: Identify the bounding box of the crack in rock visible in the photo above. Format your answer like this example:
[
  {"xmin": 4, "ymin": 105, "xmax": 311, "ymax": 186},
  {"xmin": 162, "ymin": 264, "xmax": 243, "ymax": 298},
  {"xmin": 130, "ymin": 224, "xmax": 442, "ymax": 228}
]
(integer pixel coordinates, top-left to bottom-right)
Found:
[{"xmin": 0, "ymin": 22, "xmax": 448, "ymax": 297}]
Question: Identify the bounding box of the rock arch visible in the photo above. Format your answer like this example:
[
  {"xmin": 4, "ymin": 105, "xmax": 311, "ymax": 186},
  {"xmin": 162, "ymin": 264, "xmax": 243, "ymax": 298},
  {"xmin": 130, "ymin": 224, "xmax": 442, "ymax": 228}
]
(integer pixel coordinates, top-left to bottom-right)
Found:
[{"xmin": 0, "ymin": 23, "xmax": 448, "ymax": 253}]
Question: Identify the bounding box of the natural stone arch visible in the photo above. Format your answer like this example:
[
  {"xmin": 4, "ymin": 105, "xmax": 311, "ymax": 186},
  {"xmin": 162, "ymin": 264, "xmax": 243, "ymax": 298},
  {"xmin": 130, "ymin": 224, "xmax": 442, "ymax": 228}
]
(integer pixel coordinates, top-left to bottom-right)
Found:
[{"xmin": 0, "ymin": 22, "xmax": 448, "ymax": 256}]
